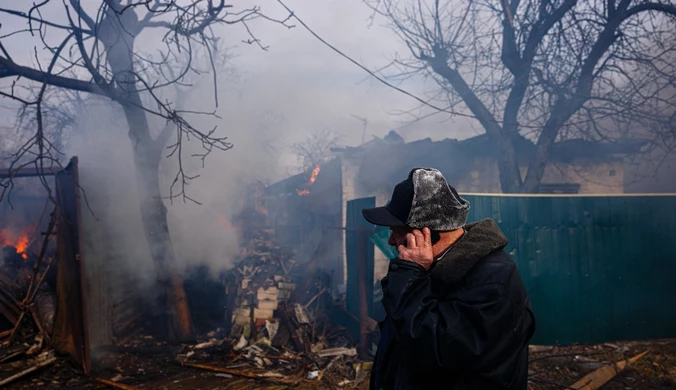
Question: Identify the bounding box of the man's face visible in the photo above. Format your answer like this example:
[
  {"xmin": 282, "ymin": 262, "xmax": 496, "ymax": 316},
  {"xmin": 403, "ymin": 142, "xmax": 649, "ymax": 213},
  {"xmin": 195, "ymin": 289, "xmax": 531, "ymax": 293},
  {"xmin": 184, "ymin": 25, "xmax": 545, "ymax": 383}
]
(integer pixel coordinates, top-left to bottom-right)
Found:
[{"xmin": 388, "ymin": 226, "xmax": 414, "ymax": 247}]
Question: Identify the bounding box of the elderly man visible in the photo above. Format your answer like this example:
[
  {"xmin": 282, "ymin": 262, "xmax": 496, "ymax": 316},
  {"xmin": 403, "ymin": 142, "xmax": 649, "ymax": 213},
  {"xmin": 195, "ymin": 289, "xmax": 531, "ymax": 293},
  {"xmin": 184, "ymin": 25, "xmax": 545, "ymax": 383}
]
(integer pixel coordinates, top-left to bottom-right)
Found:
[{"xmin": 362, "ymin": 167, "xmax": 535, "ymax": 390}]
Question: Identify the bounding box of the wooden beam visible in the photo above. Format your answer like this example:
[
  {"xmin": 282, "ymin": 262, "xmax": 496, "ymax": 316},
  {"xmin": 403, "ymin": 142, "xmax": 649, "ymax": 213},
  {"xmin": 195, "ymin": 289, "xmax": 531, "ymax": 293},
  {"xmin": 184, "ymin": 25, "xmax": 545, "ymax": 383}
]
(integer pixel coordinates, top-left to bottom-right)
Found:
[{"xmin": 0, "ymin": 167, "xmax": 61, "ymax": 178}]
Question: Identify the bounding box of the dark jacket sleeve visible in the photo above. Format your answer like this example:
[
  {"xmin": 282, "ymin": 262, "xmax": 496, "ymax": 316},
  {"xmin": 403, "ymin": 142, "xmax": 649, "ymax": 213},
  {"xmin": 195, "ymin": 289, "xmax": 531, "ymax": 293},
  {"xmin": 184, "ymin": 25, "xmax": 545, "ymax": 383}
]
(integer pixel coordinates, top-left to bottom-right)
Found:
[{"xmin": 382, "ymin": 258, "xmax": 515, "ymax": 374}]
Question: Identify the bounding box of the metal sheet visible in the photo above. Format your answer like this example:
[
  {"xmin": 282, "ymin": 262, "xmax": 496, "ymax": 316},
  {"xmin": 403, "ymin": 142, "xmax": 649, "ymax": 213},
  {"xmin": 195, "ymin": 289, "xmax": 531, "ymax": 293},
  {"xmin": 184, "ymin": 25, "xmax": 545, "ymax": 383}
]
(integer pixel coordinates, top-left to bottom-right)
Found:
[
  {"xmin": 345, "ymin": 197, "xmax": 375, "ymax": 335},
  {"xmin": 463, "ymin": 193, "xmax": 676, "ymax": 345}
]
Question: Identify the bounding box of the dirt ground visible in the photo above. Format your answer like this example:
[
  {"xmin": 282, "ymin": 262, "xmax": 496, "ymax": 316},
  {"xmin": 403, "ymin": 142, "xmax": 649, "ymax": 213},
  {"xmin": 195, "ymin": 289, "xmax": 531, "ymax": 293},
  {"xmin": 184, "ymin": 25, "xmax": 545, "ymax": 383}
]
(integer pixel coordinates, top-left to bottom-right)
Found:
[
  {"xmin": 2, "ymin": 339, "xmax": 675, "ymax": 389},
  {"xmin": 528, "ymin": 339, "xmax": 676, "ymax": 390}
]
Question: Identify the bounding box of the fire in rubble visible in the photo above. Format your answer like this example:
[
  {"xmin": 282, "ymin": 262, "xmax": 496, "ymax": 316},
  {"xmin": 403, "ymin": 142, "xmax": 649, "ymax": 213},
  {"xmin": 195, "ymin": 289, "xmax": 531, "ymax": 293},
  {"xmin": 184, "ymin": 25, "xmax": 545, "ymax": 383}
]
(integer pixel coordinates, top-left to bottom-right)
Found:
[
  {"xmin": 0, "ymin": 227, "xmax": 30, "ymax": 260},
  {"xmin": 296, "ymin": 164, "xmax": 321, "ymax": 196}
]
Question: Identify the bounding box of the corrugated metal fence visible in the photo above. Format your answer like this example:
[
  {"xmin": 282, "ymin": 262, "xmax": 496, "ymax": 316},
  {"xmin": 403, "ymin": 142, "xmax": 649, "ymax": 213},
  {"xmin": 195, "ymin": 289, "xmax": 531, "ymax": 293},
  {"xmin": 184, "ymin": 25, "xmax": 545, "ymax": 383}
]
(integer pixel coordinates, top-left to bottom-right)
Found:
[{"xmin": 461, "ymin": 193, "xmax": 676, "ymax": 345}]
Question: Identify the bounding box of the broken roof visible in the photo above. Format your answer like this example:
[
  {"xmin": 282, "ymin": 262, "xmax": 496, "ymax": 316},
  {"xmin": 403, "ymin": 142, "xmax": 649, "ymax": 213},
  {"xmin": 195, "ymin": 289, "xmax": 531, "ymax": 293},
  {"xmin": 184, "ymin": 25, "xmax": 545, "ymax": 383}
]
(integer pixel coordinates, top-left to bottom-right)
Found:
[{"xmin": 351, "ymin": 131, "xmax": 643, "ymax": 194}]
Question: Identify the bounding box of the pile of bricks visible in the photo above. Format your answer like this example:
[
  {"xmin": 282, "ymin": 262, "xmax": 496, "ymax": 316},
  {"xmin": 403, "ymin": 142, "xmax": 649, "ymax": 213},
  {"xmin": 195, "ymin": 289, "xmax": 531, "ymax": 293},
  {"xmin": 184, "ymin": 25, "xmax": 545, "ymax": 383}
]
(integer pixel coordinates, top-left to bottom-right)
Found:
[{"xmin": 227, "ymin": 228, "xmax": 299, "ymax": 341}]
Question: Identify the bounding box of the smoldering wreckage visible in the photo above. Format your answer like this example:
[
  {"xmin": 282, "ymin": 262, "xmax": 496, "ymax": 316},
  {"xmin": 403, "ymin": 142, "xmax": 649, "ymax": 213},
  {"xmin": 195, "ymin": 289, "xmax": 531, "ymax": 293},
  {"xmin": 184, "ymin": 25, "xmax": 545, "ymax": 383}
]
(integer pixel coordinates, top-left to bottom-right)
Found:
[
  {"xmin": 0, "ymin": 161, "xmax": 378, "ymax": 389},
  {"xmin": 0, "ymin": 161, "xmax": 675, "ymax": 390}
]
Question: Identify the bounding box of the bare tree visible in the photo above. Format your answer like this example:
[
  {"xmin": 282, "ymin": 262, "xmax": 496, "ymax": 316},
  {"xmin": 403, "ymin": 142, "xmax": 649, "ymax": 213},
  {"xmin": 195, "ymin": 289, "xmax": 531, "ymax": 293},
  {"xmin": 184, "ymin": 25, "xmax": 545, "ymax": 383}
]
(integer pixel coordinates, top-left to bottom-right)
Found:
[
  {"xmin": 367, "ymin": 0, "xmax": 676, "ymax": 192},
  {"xmin": 0, "ymin": 0, "xmax": 293, "ymax": 340},
  {"xmin": 291, "ymin": 127, "xmax": 344, "ymax": 172}
]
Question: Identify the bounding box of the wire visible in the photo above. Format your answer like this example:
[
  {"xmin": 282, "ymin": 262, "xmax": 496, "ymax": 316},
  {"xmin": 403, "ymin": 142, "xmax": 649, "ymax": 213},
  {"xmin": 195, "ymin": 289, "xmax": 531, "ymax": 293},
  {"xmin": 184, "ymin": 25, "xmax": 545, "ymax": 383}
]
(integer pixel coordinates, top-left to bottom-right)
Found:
[
  {"xmin": 275, "ymin": 0, "xmax": 627, "ymax": 132},
  {"xmin": 275, "ymin": 0, "xmax": 491, "ymax": 123}
]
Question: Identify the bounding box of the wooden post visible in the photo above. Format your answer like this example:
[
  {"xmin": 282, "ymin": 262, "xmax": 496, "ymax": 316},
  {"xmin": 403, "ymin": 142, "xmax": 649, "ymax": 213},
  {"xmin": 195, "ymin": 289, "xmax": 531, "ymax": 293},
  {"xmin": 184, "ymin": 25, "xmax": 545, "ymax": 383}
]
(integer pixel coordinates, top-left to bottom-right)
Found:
[
  {"xmin": 357, "ymin": 228, "xmax": 369, "ymax": 360},
  {"xmin": 170, "ymin": 273, "xmax": 193, "ymax": 341}
]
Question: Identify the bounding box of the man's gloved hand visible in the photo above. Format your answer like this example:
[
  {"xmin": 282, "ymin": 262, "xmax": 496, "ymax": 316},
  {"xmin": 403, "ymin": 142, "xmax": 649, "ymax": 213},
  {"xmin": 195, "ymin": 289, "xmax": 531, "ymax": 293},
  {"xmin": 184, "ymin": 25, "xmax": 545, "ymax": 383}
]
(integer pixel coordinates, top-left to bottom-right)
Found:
[{"xmin": 397, "ymin": 227, "xmax": 434, "ymax": 270}]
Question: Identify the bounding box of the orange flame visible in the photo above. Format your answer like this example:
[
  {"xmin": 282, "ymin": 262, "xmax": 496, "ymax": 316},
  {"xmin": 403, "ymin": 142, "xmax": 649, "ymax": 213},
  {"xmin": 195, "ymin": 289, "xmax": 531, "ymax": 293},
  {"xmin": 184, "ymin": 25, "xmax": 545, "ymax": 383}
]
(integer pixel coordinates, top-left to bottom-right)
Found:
[
  {"xmin": 0, "ymin": 228, "xmax": 30, "ymax": 260},
  {"xmin": 309, "ymin": 164, "xmax": 320, "ymax": 185},
  {"xmin": 296, "ymin": 164, "xmax": 321, "ymax": 196}
]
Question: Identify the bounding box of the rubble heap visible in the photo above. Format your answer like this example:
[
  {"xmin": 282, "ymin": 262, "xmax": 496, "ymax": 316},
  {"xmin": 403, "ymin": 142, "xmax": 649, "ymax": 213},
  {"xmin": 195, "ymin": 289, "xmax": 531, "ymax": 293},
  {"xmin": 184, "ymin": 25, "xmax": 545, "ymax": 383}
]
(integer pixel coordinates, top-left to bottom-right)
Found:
[
  {"xmin": 227, "ymin": 228, "xmax": 298, "ymax": 339},
  {"xmin": 174, "ymin": 226, "xmax": 372, "ymax": 388},
  {"xmin": 0, "ymin": 216, "xmax": 60, "ymax": 388}
]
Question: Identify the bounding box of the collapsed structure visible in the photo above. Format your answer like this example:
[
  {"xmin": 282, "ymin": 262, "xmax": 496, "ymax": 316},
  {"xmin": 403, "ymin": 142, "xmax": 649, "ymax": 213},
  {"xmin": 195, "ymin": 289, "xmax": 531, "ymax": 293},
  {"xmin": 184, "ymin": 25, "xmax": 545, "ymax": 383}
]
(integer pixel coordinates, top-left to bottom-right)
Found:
[{"xmin": 0, "ymin": 161, "xmax": 378, "ymax": 388}]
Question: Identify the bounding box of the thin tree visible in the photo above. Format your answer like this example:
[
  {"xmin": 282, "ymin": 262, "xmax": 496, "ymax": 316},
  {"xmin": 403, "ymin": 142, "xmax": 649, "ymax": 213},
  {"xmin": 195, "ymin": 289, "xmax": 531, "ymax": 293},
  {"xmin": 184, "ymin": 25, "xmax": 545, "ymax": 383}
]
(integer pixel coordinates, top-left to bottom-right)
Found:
[
  {"xmin": 366, "ymin": 0, "xmax": 676, "ymax": 192},
  {"xmin": 291, "ymin": 128, "xmax": 344, "ymax": 173},
  {"xmin": 0, "ymin": 0, "xmax": 292, "ymax": 340}
]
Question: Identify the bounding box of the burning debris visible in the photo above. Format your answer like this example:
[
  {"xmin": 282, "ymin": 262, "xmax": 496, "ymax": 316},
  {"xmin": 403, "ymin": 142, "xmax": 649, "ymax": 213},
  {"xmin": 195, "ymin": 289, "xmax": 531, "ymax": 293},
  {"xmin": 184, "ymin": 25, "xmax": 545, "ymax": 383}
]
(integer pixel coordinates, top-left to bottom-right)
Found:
[
  {"xmin": 296, "ymin": 164, "xmax": 320, "ymax": 196},
  {"xmin": 0, "ymin": 208, "xmax": 60, "ymax": 388},
  {"xmin": 0, "ymin": 228, "xmax": 31, "ymax": 260}
]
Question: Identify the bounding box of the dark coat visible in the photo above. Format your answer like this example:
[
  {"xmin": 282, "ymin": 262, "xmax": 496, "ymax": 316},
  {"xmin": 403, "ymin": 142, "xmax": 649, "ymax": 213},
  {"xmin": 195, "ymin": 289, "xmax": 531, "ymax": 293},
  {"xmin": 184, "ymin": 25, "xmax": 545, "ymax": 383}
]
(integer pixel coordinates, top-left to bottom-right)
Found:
[{"xmin": 370, "ymin": 218, "xmax": 536, "ymax": 390}]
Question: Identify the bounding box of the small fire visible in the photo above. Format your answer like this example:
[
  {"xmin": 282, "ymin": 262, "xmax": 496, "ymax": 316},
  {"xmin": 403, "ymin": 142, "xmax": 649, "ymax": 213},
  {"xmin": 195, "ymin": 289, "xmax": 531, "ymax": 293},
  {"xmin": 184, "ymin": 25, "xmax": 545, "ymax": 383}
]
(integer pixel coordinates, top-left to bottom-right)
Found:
[
  {"xmin": 296, "ymin": 164, "xmax": 321, "ymax": 196},
  {"xmin": 0, "ymin": 228, "xmax": 30, "ymax": 260},
  {"xmin": 309, "ymin": 164, "xmax": 320, "ymax": 185}
]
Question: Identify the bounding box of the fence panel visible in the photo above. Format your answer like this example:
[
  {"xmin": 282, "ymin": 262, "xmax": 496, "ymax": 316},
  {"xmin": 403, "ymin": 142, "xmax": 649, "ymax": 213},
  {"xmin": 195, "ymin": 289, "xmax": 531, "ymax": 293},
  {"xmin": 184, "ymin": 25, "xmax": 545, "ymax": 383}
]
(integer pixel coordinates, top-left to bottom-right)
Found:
[
  {"xmin": 345, "ymin": 197, "xmax": 375, "ymax": 320},
  {"xmin": 462, "ymin": 194, "xmax": 676, "ymax": 345}
]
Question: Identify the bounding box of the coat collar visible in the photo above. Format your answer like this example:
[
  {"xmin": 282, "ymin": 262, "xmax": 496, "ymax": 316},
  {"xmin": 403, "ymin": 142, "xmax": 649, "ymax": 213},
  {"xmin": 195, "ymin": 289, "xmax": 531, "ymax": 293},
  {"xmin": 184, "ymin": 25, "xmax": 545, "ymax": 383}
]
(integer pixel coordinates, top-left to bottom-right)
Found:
[{"xmin": 429, "ymin": 218, "xmax": 508, "ymax": 284}]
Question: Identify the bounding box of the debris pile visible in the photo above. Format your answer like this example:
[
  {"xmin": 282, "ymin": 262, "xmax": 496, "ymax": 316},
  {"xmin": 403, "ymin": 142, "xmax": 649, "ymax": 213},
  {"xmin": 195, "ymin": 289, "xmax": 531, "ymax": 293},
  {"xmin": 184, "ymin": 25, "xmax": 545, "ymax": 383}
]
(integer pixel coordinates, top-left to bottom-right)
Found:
[
  {"xmin": 0, "ymin": 213, "xmax": 59, "ymax": 388},
  {"xmin": 0, "ymin": 247, "xmax": 56, "ymax": 340},
  {"xmin": 172, "ymin": 226, "xmax": 373, "ymax": 388}
]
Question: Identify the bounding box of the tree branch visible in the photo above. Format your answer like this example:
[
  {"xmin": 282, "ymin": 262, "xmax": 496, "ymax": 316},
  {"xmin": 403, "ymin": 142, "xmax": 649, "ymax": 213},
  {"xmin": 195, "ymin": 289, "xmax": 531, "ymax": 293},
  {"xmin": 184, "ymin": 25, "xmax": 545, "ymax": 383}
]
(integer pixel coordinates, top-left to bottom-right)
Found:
[
  {"xmin": 625, "ymin": 2, "xmax": 676, "ymax": 18},
  {"xmin": 138, "ymin": 1, "xmax": 234, "ymax": 35},
  {"xmin": 0, "ymin": 57, "xmax": 107, "ymax": 96},
  {"xmin": 0, "ymin": 6, "xmax": 93, "ymax": 34},
  {"xmin": 68, "ymin": 0, "xmax": 97, "ymax": 30}
]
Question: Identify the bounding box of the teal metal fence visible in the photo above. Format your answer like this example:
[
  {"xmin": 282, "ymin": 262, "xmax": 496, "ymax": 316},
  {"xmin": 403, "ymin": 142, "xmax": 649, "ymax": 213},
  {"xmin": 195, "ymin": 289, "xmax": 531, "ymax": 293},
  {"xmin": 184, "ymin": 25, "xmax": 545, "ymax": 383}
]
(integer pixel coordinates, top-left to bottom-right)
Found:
[
  {"xmin": 368, "ymin": 194, "xmax": 676, "ymax": 345},
  {"xmin": 345, "ymin": 198, "xmax": 375, "ymax": 328},
  {"xmin": 458, "ymin": 193, "xmax": 676, "ymax": 345}
]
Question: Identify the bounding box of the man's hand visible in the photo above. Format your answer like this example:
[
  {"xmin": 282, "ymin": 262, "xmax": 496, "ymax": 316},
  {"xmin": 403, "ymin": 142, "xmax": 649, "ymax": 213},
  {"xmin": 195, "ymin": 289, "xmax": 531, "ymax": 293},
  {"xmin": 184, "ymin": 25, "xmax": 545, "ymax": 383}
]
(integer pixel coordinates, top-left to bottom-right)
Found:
[{"xmin": 397, "ymin": 227, "xmax": 434, "ymax": 270}]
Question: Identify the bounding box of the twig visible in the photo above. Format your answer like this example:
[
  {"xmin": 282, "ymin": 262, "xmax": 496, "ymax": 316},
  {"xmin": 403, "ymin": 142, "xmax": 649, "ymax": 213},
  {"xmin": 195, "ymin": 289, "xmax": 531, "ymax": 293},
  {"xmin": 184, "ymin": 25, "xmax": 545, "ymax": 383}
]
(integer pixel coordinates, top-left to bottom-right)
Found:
[
  {"xmin": 278, "ymin": 256, "xmax": 288, "ymax": 276},
  {"xmin": 529, "ymin": 351, "xmax": 607, "ymax": 365},
  {"xmin": 0, "ymin": 356, "xmax": 57, "ymax": 386},
  {"xmin": 6, "ymin": 311, "xmax": 26, "ymax": 345},
  {"xmin": 28, "ymin": 307, "xmax": 47, "ymax": 343},
  {"xmin": 26, "ymin": 207, "xmax": 59, "ymax": 301},
  {"xmin": 27, "ymin": 256, "xmax": 56, "ymax": 305},
  {"xmin": 318, "ymin": 355, "xmax": 341, "ymax": 381},
  {"xmin": 93, "ymin": 377, "xmax": 143, "ymax": 390},
  {"xmin": 0, "ymin": 347, "xmax": 28, "ymax": 364},
  {"xmin": 529, "ymin": 376, "xmax": 578, "ymax": 389},
  {"xmin": 304, "ymin": 288, "xmax": 327, "ymax": 309},
  {"xmin": 181, "ymin": 362, "xmax": 299, "ymax": 385}
]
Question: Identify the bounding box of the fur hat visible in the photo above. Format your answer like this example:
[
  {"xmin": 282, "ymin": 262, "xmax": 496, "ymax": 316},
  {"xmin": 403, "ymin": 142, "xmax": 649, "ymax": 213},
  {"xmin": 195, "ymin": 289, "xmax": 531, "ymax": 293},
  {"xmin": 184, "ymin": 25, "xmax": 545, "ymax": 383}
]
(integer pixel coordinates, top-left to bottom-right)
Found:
[{"xmin": 362, "ymin": 167, "xmax": 470, "ymax": 231}]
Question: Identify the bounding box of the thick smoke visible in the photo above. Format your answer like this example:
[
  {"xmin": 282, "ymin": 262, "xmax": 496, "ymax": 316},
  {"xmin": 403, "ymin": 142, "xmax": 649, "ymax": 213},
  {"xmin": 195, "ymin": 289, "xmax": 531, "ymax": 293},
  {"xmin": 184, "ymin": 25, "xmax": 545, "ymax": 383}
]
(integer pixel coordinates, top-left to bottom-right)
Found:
[{"xmin": 65, "ymin": 71, "xmax": 287, "ymax": 284}]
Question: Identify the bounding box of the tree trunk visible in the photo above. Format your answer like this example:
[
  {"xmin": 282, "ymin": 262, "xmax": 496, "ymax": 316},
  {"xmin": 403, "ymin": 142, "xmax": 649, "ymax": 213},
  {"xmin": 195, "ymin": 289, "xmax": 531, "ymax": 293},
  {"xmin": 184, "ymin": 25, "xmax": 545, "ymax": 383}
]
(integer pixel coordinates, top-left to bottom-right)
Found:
[
  {"xmin": 427, "ymin": 58, "xmax": 523, "ymax": 192},
  {"xmin": 125, "ymin": 117, "xmax": 193, "ymax": 342},
  {"xmin": 99, "ymin": 8, "xmax": 193, "ymax": 342},
  {"xmin": 494, "ymin": 135, "xmax": 523, "ymax": 193}
]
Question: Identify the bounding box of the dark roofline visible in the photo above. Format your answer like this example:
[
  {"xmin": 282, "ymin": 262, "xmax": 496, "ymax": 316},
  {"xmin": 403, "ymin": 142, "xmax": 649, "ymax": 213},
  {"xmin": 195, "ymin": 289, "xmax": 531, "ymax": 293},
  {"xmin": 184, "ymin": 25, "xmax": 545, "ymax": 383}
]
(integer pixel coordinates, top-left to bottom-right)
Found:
[{"xmin": 265, "ymin": 158, "xmax": 340, "ymax": 196}]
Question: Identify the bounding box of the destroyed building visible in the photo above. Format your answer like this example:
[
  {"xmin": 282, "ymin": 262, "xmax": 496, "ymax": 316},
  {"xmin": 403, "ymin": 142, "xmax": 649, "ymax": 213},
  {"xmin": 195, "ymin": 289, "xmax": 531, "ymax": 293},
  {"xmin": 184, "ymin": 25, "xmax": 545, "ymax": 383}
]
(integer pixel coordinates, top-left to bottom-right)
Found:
[{"xmin": 0, "ymin": 158, "xmax": 378, "ymax": 389}]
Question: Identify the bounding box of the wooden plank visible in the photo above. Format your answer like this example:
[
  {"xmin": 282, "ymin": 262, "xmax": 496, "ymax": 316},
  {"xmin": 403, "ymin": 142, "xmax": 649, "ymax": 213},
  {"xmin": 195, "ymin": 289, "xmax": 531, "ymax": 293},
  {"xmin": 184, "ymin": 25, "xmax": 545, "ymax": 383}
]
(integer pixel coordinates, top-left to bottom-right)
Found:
[
  {"xmin": 569, "ymin": 350, "xmax": 650, "ymax": 390},
  {"xmin": 51, "ymin": 158, "xmax": 90, "ymax": 374}
]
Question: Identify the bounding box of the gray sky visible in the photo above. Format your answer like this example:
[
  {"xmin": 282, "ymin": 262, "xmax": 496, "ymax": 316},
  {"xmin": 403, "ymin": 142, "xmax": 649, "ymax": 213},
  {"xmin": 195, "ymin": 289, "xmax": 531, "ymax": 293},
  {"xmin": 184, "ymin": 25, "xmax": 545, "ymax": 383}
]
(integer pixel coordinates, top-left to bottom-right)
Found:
[
  {"xmin": 0, "ymin": 0, "xmax": 479, "ymax": 174},
  {"xmin": 221, "ymin": 0, "xmax": 479, "ymax": 167}
]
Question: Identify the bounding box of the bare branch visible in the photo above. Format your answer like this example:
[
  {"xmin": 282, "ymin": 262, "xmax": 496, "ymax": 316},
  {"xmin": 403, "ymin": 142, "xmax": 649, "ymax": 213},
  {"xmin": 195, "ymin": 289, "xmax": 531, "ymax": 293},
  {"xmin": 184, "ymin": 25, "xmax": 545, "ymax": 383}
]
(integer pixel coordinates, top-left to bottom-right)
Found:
[
  {"xmin": 362, "ymin": 0, "xmax": 676, "ymax": 193},
  {"xmin": 0, "ymin": 5, "xmax": 92, "ymax": 34}
]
